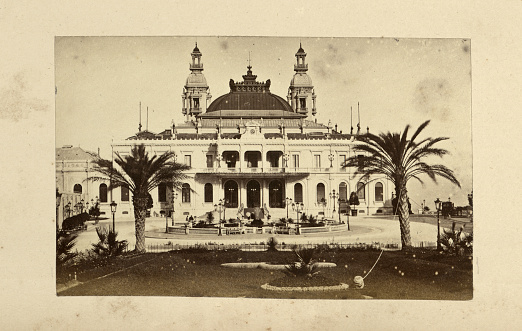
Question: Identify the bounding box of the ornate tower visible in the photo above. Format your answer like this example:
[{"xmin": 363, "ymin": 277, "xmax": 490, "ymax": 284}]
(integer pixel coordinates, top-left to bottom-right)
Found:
[
  {"xmin": 182, "ymin": 43, "xmax": 211, "ymax": 120},
  {"xmin": 287, "ymin": 43, "xmax": 316, "ymax": 117}
]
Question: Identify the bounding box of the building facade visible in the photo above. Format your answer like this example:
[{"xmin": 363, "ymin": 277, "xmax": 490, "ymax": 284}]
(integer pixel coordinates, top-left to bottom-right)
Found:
[
  {"xmin": 110, "ymin": 44, "xmax": 393, "ymax": 221},
  {"xmin": 56, "ymin": 145, "xmax": 132, "ymax": 226}
]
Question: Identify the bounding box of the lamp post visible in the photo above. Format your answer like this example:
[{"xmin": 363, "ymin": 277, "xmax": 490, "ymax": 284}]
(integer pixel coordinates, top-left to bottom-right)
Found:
[
  {"xmin": 346, "ymin": 202, "xmax": 350, "ymax": 231},
  {"xmin": 56, "ymin": 190, "xmax": 62, "ymax": 231},
  {"xmin": 285, "ymin": 197, "xmax": 292, "ymax": 219},
  {"xmin": 434, "ymin": 198, "xmax": 441, "ymax": 251},
  {"xmin": 337, "ymin": 198, "xmax": 341, "ymax": 222},
  {"xmin": 165, "ymin": 202, "xmax": 170, "ymax": 233},
  {"xmin": 172, "ymin": 192, "xmax": 178, "ymax": 226},
  {"xmin": 292, "ymin": 202, "xmax": 304, "ymax": 225},
  {"xmin": 329, "ymin": 190, "xmax": 339, "ymax": 217},
  {"xmin": 110, "ymin": 201, "xmax": 117, "ymax": 232}
]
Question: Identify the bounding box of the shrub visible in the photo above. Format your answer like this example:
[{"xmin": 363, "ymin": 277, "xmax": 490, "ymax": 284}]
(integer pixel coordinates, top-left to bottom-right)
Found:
[
  {"xmin": 194, "ymin": 220, "xmax": 213, "ymax": 228},
  {"xmin": 284, "ymin": 248, "xmax": 320, "ymax": 278},
  {"xmin": 89, "ymin": 203, "xmax": 101, "ymax": 220},
  {"xmin": 206, "ymin": 211, "xmax": 214, "ymax": 224},
  {"xmin": 307, "ymin": 214, "xmax": 318, "ymax": 226},
  {"xmin": 62, "ymin": 212, "xmax": 89, "ymax": 231},
  {"xmin": 250, "ymin": 219, "xmax": 264, "ymax": 228},
  {"xmin": 267, "ymin": 237, "xmax": 278, "ymax": 252},
  {"xmin": 56, "ymin": 230, "xmax": 78, "ymax": 267},
  {"xmin": 91, "ymin": 226, "xmax": 128, "ymax": 257},
  {"xmin": 440, "ymin": 222, "xmax": 473, "ymax": 256}
]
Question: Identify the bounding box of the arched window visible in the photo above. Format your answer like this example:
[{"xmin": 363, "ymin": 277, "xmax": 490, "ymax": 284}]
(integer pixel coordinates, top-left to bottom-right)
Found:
[
  {"xmin": 73, "ymin": 184, "xmax": 82, "ymax": 194},
  {"xmin": 182, "ymin": 183, "xmax": 191, "ymax": 203},
  {"xmin": 375, "ymin": 182, "xmax": 384, "ymax": 202},
  {"xmin": 339, "ymin": 182, "xmax": 347, "ymax": 201},
  {"xmin": 317, "ymin": 183, "xmax": 325, "ymax": 203},
  {"xmin": 357, "ymin": 182, "xmax": 365, "ymax": 200},
  {"xmin": 121, "ymin": 186, "xmax": 129, "ymax": 202},
  {"xmin": 204, "ymin": 183, "xmax": 213, "ymax": 203},
  {"xmin": 99, "ymin": 183, "xmax": 108, "ymax": 202},
  {"xmin": 158, "ymin": 183, "xmax": 167, "ymax": 202},
  {"xmin": 294, "ymin": 183, "xmax": 303, "ymax": 203}
]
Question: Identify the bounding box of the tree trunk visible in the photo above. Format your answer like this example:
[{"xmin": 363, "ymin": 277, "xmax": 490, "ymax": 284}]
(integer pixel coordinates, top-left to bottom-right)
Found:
[
  {"xmin": 396, "ymin": 182, "xmax": 412, "ymax": 250},
  {"xmin": 133, "ymin": 196, "xmax": 148, "ymax": 253}
]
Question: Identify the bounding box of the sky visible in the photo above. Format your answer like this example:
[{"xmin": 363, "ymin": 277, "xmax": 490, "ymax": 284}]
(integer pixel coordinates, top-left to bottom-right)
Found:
[{"xmin": 55, "ymin": 36, "xmax": 472, "ymax": 207}]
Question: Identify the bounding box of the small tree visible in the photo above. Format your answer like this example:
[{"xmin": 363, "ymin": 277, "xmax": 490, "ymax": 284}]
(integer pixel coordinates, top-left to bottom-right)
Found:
[
  {"xmin": 206, "ymin": 211, "xmax": 214, "ymax": 225},
  {"xmin": 267, "ymin": 237, "xmax": 278, "ymax": 252},
  {"xmin": 91, "ymin": 226, "xmax": 128, "ymax": 257}
]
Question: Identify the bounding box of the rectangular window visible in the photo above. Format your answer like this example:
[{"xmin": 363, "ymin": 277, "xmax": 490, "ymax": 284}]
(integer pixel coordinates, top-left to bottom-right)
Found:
[
  {"xmin": 193, "ymin": 98, "xmax": 200, "ymax": 109},
  {"xmin": 314, "ymin": 154, "xmax": 321, "ymax": 168},
  {"xmin": 292, "ymin": 154, "xmax": 299, "ymax": 168},
  {"xmin": 357, "ymin": 155, "xmax": 365, "ymax": 168},
  {"xmin": 339, "ymin": 154, "xmax": 346, "ymax": 167},
  {"xmin": 158, "ymin": 183, "xmax": 167, "ymax": 203},
  {"xmin": 300, "ymin": 98, "xmax": 306, "ymax": 109},
  {"xmin": 121, "ymin": 186, "xmax": 129, "ymax": 202},
  {"xmin": 184, "ymin": 155, "xmax": 191, "ymax": 167},
  {"xmin": 206, "ymin": 155, "xmax": 213, "ymax": 168}
]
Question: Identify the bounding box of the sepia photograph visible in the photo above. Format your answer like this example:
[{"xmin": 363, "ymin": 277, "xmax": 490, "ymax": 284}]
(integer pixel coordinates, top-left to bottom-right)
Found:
[
  {"xmin": 55, "ymin": 36, "xmax": 472, "ymax": 299},
  {"xmin": 2, "ymin": 1, "xmax": 522, "ymax": 329}
]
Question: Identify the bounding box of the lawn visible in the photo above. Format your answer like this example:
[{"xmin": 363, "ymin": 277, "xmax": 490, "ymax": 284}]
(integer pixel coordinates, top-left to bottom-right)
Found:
[{"xmin": 58, "ymin": 247, "xmax": 472, "ymax": 300}]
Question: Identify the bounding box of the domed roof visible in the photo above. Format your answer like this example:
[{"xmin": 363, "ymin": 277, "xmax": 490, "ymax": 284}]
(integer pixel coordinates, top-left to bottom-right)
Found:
[
  {"xmin": 185, "ymin": 73, "xmax": 207, "ymax": 86},
  {"xmin": 290, "ymin": 73, "xmax": 313, "ymax": 86},
  {"xmin": 206, "ymin": 91, "xmax": 293, "ymax": 114},
  {"xmin": 205, "ymin": 66, "xmax": 293, "ymax": 114}
]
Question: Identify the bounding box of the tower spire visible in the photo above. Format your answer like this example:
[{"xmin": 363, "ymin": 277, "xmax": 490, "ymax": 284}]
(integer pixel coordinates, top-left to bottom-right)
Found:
[
  {"xmin": 289, "ymin": 43, "xmax": 316, "ymax": 116},
  {"xmin": 183, "ymin": 43, "xmax": 211, "ymax": 120}
]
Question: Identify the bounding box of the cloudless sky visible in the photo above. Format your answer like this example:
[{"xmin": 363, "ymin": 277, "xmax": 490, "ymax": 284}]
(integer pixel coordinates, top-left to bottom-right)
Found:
[{"xmin": 55, "ymin": 36, "xmax": 471, "ymax": 206}]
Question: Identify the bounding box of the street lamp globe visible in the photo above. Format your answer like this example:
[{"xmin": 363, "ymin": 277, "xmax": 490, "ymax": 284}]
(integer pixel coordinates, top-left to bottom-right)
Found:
[
  {"xmin": 110, "ymin": 201, "xmax": 117, "ymax": 231},
  {"xmin": 110, "ymin": 201, "xmax": 117, "ymax": 214}
]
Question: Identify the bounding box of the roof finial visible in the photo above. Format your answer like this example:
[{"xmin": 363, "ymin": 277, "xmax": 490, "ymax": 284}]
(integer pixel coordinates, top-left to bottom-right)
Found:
[{"xmin": 248, "ymin": 51, "xmax": 252, "ymax": 70}]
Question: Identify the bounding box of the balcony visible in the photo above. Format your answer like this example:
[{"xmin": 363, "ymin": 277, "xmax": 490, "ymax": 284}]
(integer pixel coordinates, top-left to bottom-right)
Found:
[{"xmin": 194, "ymin": 167, "xmax": 345, "ymax": 177}]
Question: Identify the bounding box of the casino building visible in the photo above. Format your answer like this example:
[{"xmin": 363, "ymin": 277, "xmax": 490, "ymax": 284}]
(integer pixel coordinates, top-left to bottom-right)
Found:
[{"xmin": 109, "ymin": 44, "xmax": 393, "ymax": 221}]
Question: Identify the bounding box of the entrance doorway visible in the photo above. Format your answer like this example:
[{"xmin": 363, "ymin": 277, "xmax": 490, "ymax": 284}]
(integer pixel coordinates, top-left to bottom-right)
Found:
[
  {"xmin": 224, "ymin": 180, "xmax": 238, "ymax": 208},
  {"xmin": 269, "ymin": 180, "xmax": 284, "ymax": 208},
  {"xmin": 246, "ymin": 180, "xmax": 261, "ymax": 208}
]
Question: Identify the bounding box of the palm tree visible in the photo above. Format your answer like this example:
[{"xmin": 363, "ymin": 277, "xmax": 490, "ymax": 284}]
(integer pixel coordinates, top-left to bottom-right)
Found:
[
  {"xmin": 91, "ymin": 144, "xmax": 190, "ymax": 253},
  {"xmin": 343, "ymin": 120, "xmax": 460, "ymax": 249}
]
